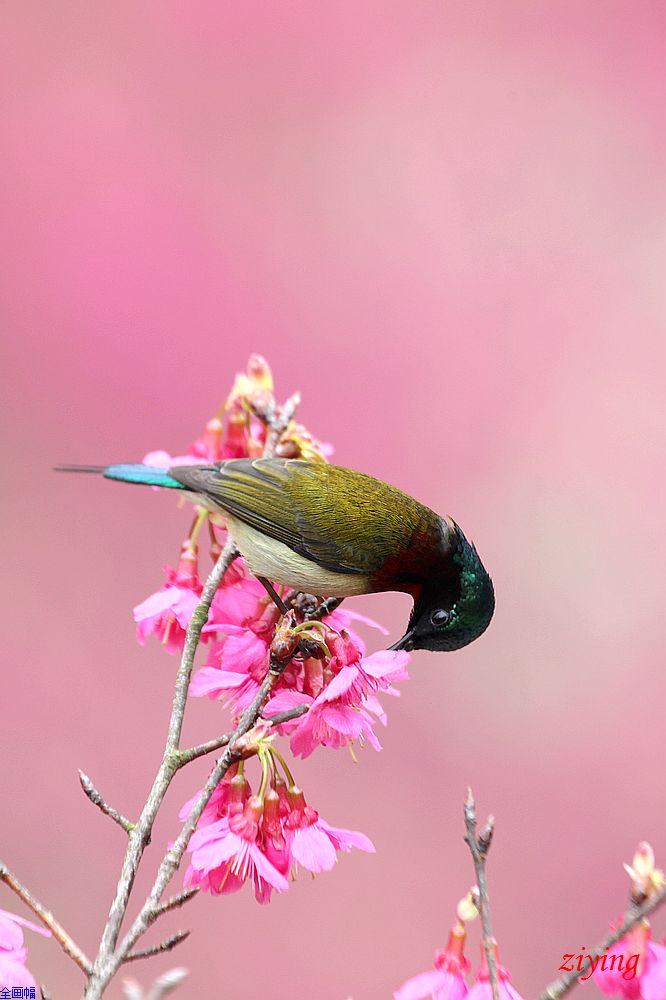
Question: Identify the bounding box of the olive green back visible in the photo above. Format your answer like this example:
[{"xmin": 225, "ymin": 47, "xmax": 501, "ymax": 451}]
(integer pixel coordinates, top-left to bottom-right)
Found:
[{"xmin": 170, "ymin": 458, "xmax": 442, "ymax": 578}]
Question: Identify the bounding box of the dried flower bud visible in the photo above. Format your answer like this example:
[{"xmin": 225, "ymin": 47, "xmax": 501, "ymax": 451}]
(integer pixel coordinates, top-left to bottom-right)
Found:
[
  {"xmin": 201, "ymin": 417, "xmax": 223, "ymax": 460},
  {"xmin": 271, "ymin": 636, "xmax": 299, "ymax": 661},
  {"xmin": 276, "ymin": 422, "xmax": 329, "ymax": 462},
  {"xmin": 624, "ymin": 841, "xmax": 665, "ymax": 900},
  {"xmin": 234, "ymin": 720, "xmax": 274, "ymax": 758},
  {"xmin": 275, "ymin": 439, "xmax": 301, "ymax": 459},
  {"xmin": 247, "ymin": 353, "xmax": 273, "ymax": 393},
  {"xmin": 456, "ymin": 889, "xmax": 479, "ymax": 923}
]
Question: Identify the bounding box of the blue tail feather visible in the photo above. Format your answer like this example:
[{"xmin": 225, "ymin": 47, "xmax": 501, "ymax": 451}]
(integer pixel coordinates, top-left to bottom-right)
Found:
[{"xmin": 103, "ymin": 464, "xmax": 185, "ymax": 489}]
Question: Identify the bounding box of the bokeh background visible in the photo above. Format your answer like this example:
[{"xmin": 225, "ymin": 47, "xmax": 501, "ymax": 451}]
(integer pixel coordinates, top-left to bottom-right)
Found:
[{"xmin": 2, "ymin": 2, "xmax": 665, "ymax": 997}]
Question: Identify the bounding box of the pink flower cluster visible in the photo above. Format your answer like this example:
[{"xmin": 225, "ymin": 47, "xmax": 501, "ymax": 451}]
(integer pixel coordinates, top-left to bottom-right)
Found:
[
  {"xmin": 593, "ymin": 845, "xmax": 666, "ymax": 1000},
  {"xmin": 395, "ymin": 924, "xmax": 524, "ymax": 1000},
  {"xmin": 192, "ymin": 577, "xmax": 410, "ymax": 757},
  {"xmin": 132, "ymin": 354, "xmax": 332, "ymax": 655},
  {"xmin": 129, "ymin": 355, "xmax": 408, "ymax": 903},
  {"xmin": 0, "ymin": 909, "xmax": 50, "ymax": 990},
  {"xmin": 134, "ymin": 541, "xmax": 204, "ymax": 654},
  {"xmin": 594, "ymin": 923, "xmax": 666, "ymax": 1000},
  {"xmin": 180, "ymin": 764, "xmax": 374, "ymax": 904}
]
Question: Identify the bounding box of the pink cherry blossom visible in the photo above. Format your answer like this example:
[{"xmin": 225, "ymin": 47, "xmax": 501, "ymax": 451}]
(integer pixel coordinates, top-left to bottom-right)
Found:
[
  {"xmin": 208, "ymin": 571, "xmax": 272, "ymax": 630},
  {"xmin": 266, "ymin": 673, "xmax": 382, "ymax": 759},
  {"xmin": 185, "ymin": 796, "xmax": 289, "ymax": 904},
  {"xmin": 256, "ymin": 788, "xmax": 292, "ymax": 903},
  {"xmin": 343, "ymin": 647, "xmax": 410, "ymax": 705},
  {"xmin": 594, "ymin": 924, "xmax": 666, "ymax": 1000},
  {"xmin": 0, "ymin": 946, "xmax": 35, "ymax": 989},
  {"xmin": 133, "ymin": 543, "xmax": 203, "ymax": 654},
  {"xmin": 0, "ymin": 908, "xmax": 50, "ymax": 990},
  {"xmin": 265, "ymin": 650, "xmax": 409, "ymax": 758},
  {"xmin": 190, "ymin": 625, "xmax": 268, "ymax": 711},
  {"xmin": 194, "ymin": 581, "xmax": 407, "ymax": 732},
  {"xmin": 395, "ymin": 926, "xmax": 470, "ymax": 1000},
  {"xmin": 285, "ymin": 787, "xmax": 374, "ymax": 873},
  {"xmin": 178, "ymin": 767, "xmax": 245, "ymax": 829},
  {"xmin": 182, "ymin": 767, "xmax": 375, "ymax": 903},
  {"xmin": 467, "ymin": 947, "xmax": 525, "ymax": 1000}
]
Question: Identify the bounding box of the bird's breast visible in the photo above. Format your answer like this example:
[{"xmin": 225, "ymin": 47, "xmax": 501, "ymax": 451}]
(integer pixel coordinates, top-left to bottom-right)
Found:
[{"xmin": 223, "ymin": 514, "xmax": 374, "ymax": 597}]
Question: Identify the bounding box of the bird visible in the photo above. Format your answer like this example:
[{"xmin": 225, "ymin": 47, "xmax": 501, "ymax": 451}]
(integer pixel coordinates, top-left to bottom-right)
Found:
[{"xmin": 56, "ymin": 458, "xmax": 494, "ymax": 653}]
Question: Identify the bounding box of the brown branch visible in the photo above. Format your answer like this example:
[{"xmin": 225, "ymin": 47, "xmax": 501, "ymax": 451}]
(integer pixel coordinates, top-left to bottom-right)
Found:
[
  {"xmin": 0, "ymin": 861, "xmax": 92, "ymax": 974},
  {"xmin": 79, "ymin": 771, "xmax": 135, "ymax": 834},
  {"xmin": 264, "ymin": 703, "xmax": 310, "ymax": 727},
  {"xmin": 82, "ymin": 386, "xmax": 300, "ymax": 999},
  {"xmin": 263, "ymin": 392, "xmax": 300, "ymax": 453},
  {"xmin": 539, "ymin": 882, "xmax": 666, "ymax": 1000},
  {"xmin": 179, "ymin": 702, "xmax": 309, "ymax": 764},
  {"xmin": 463, "ymin": 789, "xmax": 500, "ymax": 1000},
  {"xmin": 111, "ymin": 648, "xmax": 295, "ymax": 969},
  {"xmin": 125, "ymin": 931, "xmax": 190, "ymax": 963},
  {"xmin": 86, "ymin": 536, "xmax": 239, "ymax": 983},
  {"xmin": 153, "ymin": 887, "xmax": 199, "ymax": 918}
]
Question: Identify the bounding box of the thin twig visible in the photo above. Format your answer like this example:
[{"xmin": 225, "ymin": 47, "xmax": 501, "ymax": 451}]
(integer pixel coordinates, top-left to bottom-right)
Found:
[
  {"xmin": 79, "ymin": 771, "xmax": 135, "ymax": 833},
  {"xmin": 539, "ymin": 883, "xmax": 666, "ymax": 1000},
  {"xmin": 264, "ymin": 703, "xmax": 310, "ymax": 727},
  {"xmin": 0, "ymin": 861, "xmax": 92, "ymax": 974},
  {"xmin": 179, "ymin": 702, "xmax": 309, "ymax": 763},
  {"xmin": 82, "ymin": 388, "xmax": 299, "ymax": 999},
  {"xmin": 264, "ymin": 392, "xmax": 300, "ymax": 453},
  {"xmin": 153, "ymin": 887, "xmax": 199, "ymax": 918},
  {"xmin": 85, "ymin": 540, "xmax": 237, "ymax": 980},
  {"xmin": 125, "ymin": 931, "xmax": 190, "ymax": 963},
  {"xmin": 112, "ymin": 652, "xmax": 293, "ymax": 969},
  {"xmin": 463, "ymin": 790, "xmax": 500, "ymax": 1000},
  {"xmin": 84, "ymin": 537, "xmax": 239, "ymax": 994}
]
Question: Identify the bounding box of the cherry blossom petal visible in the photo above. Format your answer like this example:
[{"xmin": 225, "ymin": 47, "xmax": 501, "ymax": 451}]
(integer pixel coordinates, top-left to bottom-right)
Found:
[
  {"xmin": 317, "ymin": 819, "xmax": 375, "ymax": 854},
  {"xmin": 291, "ymin": 825, "xmax": 337, "ymax": 873},
  {"xmin": 0, "ymin": 948, "xmax": 36, "ymax": 989},
  {"xmin": 394, "ymin": 969, "xmax": 449, "ymax": 1000},
  {"xmin": 133, "ymin": 586, "xmax": 182, "ymax": 622}
]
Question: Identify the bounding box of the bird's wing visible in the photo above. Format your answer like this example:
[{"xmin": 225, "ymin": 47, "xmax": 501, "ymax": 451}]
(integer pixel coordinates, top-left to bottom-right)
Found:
[{"xmin": 168, "ymin": 458, "xmax": 438, "ymax": 578}]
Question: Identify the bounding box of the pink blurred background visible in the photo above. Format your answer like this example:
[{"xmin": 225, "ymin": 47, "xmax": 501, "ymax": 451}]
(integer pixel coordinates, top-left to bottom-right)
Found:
[{"xmin": 2, "ymin": 2, "xmax": 665, "ymax": 997}]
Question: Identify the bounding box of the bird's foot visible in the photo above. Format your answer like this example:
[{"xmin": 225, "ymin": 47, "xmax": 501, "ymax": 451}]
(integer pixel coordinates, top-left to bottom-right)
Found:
[
  {"xmin": 284, "ymin": 591, "xmax": 344, "ymax": 622},
  {"xmin": 258, "ymin": 579, "xmax": 343, "ymax": 631},
  {"xmin": 307, "ymin": 596, "xmax": 344, "ymax": 621}
]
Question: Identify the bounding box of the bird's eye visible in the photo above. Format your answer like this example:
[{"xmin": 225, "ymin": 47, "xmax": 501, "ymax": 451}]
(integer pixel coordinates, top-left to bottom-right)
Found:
[{"xmin": 431, "ymin": 609, "xmax": 451, "ymax": 627}]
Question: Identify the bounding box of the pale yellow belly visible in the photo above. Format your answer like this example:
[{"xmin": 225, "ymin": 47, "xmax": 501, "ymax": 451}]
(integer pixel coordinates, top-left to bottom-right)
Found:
[{"xmin": 222, "ymin": 513, "xmax": 372, "ymax": 597}]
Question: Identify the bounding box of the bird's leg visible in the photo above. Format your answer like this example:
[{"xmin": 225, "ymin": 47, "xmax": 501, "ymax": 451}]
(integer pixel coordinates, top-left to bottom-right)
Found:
[
  {"xmin": 257, "ymin": 579, "xmax": 331, "ymax": 661},
  {"xmin": 257, "ymin": 579, "xmax": 343, "ymax": 620},
  {"xmin": 257, "ymin": 576, "xmax": 289, "ymax": 615}
]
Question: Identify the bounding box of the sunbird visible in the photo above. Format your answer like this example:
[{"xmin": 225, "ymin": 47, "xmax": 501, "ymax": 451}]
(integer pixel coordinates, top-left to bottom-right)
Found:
[{"xmin": 57, "ymin": 459, "xmax": 494, "ymax": 653}]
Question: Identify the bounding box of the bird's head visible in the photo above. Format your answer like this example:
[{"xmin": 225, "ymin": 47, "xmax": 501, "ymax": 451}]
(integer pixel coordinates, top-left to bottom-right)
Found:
[{"xmin": 390, "ymin": 525, "xmax": 495, "ymax": 653}]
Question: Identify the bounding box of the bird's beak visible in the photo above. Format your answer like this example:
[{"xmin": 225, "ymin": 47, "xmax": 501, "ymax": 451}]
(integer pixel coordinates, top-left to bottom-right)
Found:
[{"xmin": 388, "ymin": 629, "xmax": 415, "ymax": 652}]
